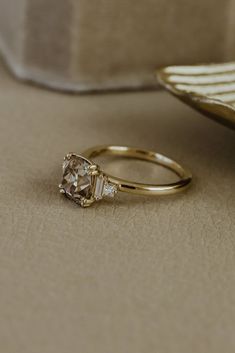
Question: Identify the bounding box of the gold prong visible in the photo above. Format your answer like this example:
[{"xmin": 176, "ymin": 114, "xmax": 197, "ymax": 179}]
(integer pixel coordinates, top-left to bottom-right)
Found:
[
  {"xmin": 65, "ymin": 153, "xmax": 73, "ymax": 160},
  {"xmin": 80, "ymin": 197, "xmax": 95, "ymax": 208},
  {"xmin": 87, "ymin": 164, "xmax": 100, "ymax": 176},
  {"xmin": 59, "ymin": 184, "xmax": 65, "ymax": 194}
]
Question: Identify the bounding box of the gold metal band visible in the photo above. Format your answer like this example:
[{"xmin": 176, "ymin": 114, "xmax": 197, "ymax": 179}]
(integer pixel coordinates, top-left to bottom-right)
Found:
[{"xmin": 82, "ymin": 145, "xmax": 192, "ymax": 196}]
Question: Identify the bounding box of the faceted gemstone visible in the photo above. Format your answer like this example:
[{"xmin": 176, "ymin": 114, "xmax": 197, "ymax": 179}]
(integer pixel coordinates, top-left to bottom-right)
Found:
[
  {"xmin": 103, "ymin": 182, "xmax": 117, "ymax": 197},
  {"xmin": 94, "ymin": 175, "xmax": 105, "ymax": 200},
  {"xmin": 61, "ymin": 154, "xmax": 93, "ymax": 204}
]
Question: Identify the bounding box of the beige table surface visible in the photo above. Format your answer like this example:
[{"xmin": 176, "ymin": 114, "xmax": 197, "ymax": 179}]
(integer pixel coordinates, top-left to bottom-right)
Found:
[{"xmin": 0, "ymin": 59, "xmax": 235, "ymax": 353}]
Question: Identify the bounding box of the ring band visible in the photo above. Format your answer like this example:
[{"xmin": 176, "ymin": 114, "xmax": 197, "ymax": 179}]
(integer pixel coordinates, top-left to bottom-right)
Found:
[{"xmin": 59, "ymin": 145, "xmax": 192, "ymax": 208}]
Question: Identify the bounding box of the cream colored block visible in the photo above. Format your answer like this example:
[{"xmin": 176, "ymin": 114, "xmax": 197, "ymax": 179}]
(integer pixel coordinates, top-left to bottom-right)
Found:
[{"xmin": 0, "ymin": 0, "xmax": 235, "ymax": 91}]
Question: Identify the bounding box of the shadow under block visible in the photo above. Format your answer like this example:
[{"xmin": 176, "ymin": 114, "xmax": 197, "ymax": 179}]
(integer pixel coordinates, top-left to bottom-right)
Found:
[{"xmin": 0, "ymin": 0, "xmax": 235, "ymax": 91}]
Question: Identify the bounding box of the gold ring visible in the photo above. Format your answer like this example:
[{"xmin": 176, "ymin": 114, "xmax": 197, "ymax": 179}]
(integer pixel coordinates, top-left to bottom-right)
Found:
[{"xmin": 59, "ymin": 145, "xmax": 192, "ymax": 207}]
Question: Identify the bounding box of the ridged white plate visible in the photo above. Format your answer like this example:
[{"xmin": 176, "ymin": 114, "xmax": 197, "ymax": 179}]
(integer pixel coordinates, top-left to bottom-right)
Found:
[{"xmin": 157, "ymin": 63, "xmax": 235, "ymax": 129}]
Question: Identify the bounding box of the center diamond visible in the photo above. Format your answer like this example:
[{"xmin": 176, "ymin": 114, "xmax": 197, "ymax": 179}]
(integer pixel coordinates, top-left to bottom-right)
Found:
[{"xmin": 60, "ymin": 154, "xmax": 93, "ymax": 204}]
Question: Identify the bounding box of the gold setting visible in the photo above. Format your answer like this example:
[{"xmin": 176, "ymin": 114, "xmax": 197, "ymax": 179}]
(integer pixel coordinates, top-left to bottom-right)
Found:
[{"xmin": 59, "ymin": 145, "xmax": 192, "ymax": 208}]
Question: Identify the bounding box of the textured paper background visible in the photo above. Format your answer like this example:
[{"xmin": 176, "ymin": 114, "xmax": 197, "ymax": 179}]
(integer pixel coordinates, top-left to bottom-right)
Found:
[
  {"xmin": 0, "ymin": 0, "xmax": 234, "ymax": 91},
  {"xmin": 0, "ymin": 59, "xmax": 235, "ymax": 353}
]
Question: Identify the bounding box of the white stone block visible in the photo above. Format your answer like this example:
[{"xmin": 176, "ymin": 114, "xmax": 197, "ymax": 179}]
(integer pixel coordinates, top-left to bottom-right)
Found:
[{"xmin": 0, "ymin": 0, "xmax": 235, "ymax": 92}]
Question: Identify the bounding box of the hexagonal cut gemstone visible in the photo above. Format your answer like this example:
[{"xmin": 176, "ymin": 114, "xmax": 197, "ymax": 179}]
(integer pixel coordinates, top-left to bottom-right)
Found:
[{"xmin": 60, "ymin": 154, "xmax": 93, "ymax": 203}]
